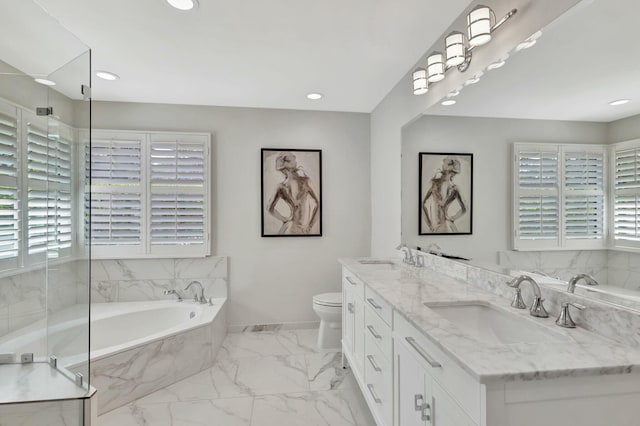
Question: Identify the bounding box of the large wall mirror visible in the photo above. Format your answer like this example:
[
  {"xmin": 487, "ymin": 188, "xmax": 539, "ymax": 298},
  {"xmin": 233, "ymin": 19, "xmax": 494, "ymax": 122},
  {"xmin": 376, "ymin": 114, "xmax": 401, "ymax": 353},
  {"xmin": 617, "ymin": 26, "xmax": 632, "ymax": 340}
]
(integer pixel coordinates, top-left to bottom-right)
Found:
[{"xmin": 401, "ymin": 0, "xmax": 640, "ymax": 311}]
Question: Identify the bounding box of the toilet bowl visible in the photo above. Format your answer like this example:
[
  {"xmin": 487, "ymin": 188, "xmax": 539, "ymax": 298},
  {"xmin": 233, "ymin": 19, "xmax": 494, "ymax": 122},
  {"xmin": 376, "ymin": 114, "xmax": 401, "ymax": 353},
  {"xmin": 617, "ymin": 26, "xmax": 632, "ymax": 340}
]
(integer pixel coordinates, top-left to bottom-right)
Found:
[{"xmin": 312, "ymin": 292, "xmax": 343, "ymax": 350}]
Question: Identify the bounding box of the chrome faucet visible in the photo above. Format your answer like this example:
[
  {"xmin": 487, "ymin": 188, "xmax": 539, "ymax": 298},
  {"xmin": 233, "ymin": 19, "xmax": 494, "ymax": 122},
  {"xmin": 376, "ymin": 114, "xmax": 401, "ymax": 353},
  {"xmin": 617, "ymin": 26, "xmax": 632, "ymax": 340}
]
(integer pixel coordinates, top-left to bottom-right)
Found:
[
  {"xmin": 184, "ymin": 280, "xmax": 206, "ymax": 304},
  {"xmin": 506, "ymin": 275, "xmax": 549, "ymax": 318},
  {"xmin": 163, "ymin": 289, "xmax": 183, "ymax": 302},
  {"xmin": 555, "ymin": 301, "xmax": 586, "ymax": 328},
  {"xmin": 396, "ymin": 244, "xmax": 416, "ymax": 265},
  {"xmin": 566, "ymin": 274, "xmax": 599, "ymax": 293}
]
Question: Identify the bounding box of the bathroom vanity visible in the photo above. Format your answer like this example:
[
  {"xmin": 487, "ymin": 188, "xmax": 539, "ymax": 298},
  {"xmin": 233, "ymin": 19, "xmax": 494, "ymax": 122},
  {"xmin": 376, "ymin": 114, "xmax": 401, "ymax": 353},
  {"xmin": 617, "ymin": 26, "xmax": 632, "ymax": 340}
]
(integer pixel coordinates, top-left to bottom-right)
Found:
[{"xmin": 341, "ymin": 257, "xmax": 640, "ymax": 426}]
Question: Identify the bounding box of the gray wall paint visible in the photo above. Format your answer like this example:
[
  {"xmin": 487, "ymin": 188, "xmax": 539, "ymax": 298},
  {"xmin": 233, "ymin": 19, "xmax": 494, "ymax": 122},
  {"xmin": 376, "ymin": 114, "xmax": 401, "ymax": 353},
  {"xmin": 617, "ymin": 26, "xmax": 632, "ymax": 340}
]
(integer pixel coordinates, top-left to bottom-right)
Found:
[
  {"xmin": 609, "ymin": 113, "xmax": 640, "ymax": 143},
  {"xmin": 401, "ymin": 115, "xmax": 608, "ymax": 262},
  {"xmin": 78, "ymin": 101, "xmax": 371, "ymax": 327}
]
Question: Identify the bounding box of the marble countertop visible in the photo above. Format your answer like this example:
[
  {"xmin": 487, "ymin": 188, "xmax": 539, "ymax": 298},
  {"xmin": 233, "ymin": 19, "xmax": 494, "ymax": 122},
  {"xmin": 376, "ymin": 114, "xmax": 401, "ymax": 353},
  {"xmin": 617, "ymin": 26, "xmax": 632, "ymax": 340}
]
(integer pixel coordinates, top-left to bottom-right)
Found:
[{"xmin": 340, "ymin": 258, "xmax": 640, "ymax": 383}]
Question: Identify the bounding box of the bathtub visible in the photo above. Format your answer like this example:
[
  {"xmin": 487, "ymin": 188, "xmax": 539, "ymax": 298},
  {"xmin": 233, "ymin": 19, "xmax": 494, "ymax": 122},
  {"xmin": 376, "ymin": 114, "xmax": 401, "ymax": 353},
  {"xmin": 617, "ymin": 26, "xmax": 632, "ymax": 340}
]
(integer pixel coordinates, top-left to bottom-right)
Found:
[{"xmin": 0, "ymin": 299, "xmax": 228, "ymax": 414}]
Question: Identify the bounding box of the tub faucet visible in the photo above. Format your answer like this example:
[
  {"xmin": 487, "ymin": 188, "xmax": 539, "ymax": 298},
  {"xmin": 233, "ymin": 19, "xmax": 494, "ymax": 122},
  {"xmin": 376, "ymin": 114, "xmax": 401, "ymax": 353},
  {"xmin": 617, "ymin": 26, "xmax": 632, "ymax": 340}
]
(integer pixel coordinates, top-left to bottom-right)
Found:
[
  {"xmin": 566, "ymin": 274, "xmax": 599, "ymax": 293},
  {"xmin": 184, "ymin": 280, "xmax": 206, "ymax": 304},
  {"xmin": 163, "ymin": 289, "xmax": 183, "ymax": 302},
  {"xmin": 506, "ymin": 275, "xmax": 549, "ymax": 318}
]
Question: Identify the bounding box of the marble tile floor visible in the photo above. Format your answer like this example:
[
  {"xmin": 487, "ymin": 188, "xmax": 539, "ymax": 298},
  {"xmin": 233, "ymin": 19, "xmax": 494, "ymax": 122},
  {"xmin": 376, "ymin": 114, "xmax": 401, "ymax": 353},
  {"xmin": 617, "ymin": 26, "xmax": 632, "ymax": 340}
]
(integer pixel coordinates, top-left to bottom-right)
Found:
[{"xmin": 99, "ymin": 329, "xmax": 375, "ymax": 426}]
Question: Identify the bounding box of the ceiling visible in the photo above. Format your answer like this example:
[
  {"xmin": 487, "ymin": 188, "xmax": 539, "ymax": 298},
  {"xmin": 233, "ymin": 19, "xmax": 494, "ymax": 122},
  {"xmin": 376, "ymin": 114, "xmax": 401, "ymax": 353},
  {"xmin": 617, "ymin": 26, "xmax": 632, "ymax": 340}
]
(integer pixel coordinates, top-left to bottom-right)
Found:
[
  {"xmin": 7, "ymin": 0, "xmax": 471, "ymax": 112},
  {"xmin": 426, "ymin": 0, "xmax": 640, "ymax": 123}
]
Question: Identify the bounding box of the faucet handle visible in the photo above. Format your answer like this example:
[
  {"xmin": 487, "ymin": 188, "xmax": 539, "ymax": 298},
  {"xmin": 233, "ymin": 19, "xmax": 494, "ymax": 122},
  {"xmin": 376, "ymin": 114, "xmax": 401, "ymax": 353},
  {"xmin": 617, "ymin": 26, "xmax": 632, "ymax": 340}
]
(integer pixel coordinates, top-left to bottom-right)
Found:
[
  {"xmin": 555, "ymin": 302, "xmax": 586, "ymax": 328},
  {"xmin": 530, "ymin": 296, "xmax": 549, "ymax": 318},
  {"xmin": 510, "ymin": 288, "xmax": 527, "ymax": 309}
]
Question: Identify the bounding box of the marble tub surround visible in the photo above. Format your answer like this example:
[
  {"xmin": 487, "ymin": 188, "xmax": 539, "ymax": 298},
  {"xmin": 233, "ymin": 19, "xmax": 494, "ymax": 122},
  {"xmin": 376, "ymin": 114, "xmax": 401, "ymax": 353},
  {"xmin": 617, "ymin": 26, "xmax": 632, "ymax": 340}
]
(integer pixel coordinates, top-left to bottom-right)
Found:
[
  {"xmin": 91, "ymin": 256, "xmax": 228, "ymax": 303},
  {"xmin": 498, "ymin": 250, "xmax": 608, "ymax": 283},
  {"xmin": 340, "ymin": 258, "xmax": 640, "ymax": 383},
  {"xmin": 91, "ymin": 300, "xmax": 228, "ymax": 414},
  {"xmin": 0, "ymin": 399, "xmax": 84, "ymax": 426},
  {"xmin": 99, "ymin": 328, "xmax": 373, "ymax": 426}
]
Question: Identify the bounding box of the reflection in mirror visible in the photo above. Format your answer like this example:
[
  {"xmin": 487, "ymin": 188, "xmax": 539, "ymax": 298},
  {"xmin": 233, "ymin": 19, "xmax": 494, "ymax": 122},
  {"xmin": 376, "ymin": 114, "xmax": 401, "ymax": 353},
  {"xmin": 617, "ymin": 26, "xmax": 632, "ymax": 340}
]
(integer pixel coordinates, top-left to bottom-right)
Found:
[{"xmin": 401, "ymin": 0, "xmax": 640, "ymax": 311}]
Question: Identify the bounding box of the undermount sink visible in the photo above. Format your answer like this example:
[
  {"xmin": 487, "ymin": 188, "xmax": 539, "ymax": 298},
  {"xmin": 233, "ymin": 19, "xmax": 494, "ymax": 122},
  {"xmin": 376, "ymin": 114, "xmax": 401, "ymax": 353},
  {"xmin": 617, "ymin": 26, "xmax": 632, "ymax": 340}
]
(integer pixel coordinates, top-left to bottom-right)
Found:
[
  {"xmin": 358, "ymin": 259, "xmax": 395, "ymax": 265},
  {"xmin": 425, "ymin": 302, "xmax": 567, "ymax": 345}
]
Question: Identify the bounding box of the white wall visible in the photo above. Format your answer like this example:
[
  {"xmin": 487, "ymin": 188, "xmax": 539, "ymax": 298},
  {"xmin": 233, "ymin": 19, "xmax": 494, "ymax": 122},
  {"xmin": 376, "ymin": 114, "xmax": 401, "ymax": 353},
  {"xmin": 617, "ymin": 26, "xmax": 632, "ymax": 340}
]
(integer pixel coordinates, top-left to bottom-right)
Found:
[
  {"xmin": 401, "ymin": 115, "xmax": 607, "ymax": 262},
  {"xmin": 79, "ymin": 101, "xmax": 371, "ymax": 327},
  {"xmin": 370, "ymin": 0, "xmax": 582, "ymax": 257},
  {"xmin": 609, "ymin": 113, "xmax": 640, "ymax": 144}
]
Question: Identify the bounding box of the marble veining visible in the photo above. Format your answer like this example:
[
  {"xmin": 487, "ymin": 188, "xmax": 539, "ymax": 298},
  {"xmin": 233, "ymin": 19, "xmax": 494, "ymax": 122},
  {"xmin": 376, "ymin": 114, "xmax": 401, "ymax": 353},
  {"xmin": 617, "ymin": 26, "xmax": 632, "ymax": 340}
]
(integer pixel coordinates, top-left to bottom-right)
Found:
[
  {"xmin": 0, "ymin": 399, "xmax": 83, "ymax": 426},
  {"xmin": 340, "ymin": 257, "xmax": 640, "ymax": 383}
]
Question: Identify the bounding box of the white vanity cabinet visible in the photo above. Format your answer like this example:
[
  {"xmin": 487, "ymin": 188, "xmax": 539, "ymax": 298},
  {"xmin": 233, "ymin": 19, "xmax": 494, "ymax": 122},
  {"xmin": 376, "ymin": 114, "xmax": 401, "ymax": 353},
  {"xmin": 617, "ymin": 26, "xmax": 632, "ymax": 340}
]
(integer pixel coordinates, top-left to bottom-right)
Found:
[{"xmin": 342, "ymin": 269, "xmax": 365, "ymax": 376}]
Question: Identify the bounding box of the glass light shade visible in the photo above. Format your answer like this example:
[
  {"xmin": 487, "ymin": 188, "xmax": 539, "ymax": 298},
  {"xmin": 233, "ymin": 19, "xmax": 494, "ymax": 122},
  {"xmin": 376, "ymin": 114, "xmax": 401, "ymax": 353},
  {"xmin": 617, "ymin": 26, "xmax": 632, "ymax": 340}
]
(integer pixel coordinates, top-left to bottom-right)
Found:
[
  {"xmin": 467, "ymin": 5, "xmax": 495, "ymax": 47},
  {"xmin": 426, "ymin": 52, "xmax": 445, "ymax": 83},
  {"xmin": 445, "ymin": 31, "xmax": 468, "ymax": 67},
  {"xmin": 412, "ymin": 68, "xmax": 428, "ymax": 95}
]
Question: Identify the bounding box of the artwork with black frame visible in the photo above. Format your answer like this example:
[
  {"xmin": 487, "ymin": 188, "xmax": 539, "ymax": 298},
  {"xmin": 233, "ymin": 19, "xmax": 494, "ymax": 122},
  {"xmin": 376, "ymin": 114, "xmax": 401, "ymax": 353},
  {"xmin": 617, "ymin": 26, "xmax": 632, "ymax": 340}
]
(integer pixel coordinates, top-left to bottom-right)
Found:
[
  {"xmin": 261, "ymin": 148, "xmax": 322, "ymax": 237},
  {"xmin": 419, "ymin": 152, "xmax": 473, "ymax": 235}
]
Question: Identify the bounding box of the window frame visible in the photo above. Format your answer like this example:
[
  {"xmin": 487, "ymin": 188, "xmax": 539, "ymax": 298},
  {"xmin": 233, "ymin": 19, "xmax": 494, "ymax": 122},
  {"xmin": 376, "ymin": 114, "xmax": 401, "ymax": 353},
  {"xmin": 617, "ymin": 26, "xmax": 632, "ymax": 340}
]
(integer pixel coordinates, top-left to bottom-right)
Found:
[
  {"xmin": 610, "ymin": 138, "xmax": 640, "ymax": 252},
  {"xmin": 83, "ymin": 129, "xmax": 211, "ymax": 260},
  {"xmin": 513, "ymin": 142, "xmax": 608, "ymax": 251}
]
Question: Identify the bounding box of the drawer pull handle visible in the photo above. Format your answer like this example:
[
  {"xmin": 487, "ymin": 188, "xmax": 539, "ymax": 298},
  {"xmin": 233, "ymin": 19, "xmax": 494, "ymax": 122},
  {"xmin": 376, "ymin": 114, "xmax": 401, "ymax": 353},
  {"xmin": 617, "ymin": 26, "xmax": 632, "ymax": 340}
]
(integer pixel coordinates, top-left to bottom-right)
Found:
[
  {"xmin": 347, "ymin": 303, "xmax": 354, "ymax": 314},
  {"xmin": 414, "ymin": 394, "xmax": 424, "ymax": 411},
  {"xmin": 367, "ymin": 384, "xmax": 382, "ymax": 404},
  {"xmin": 367, "ymin": 325, "xmax": 382, "ymax": 339},
  {"xmin": 430, "ymin": 395, "xmax": 436, "ymax": 425},
  {"xmin": 367, "ymin": 355, "xmax": 381, "ymax": 372},
  {"xmin": 405, "ymin": 337, "xmax": 441, "ymax": 368},
  {"xmin": 367, "ymin": 298, "xmax": 382, "ymax": 309},
  {"xmin": 346, "ymin": 277, "xmax": 357, "ymax": 286}
]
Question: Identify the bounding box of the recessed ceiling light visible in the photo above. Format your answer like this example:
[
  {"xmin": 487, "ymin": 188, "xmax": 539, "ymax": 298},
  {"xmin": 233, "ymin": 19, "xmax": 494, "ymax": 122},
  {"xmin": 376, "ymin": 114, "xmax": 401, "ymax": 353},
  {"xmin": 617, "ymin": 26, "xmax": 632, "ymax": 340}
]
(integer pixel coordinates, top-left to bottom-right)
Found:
[
  {"xmin": 464, "ymin": 75, "xmax": 481, "ymax": 86},
  {"xmin": 441, "ymin": 99, "xmax": 457, "ymax": 106},
  {"xmin": 609, "ymin": 99, "xmax": 630, "ymax": 106},
  {"xmin": 34, "ymin": 78, "xmax": 56, "ymax": 86},
  {"xmin": 166, "ymin": 0, "xmax": 198, "ymax": 10},
  {"xmin": 487, "ymin": 57, "xmax": 507, "ymax": 70},
  {"xmin": 306, "ymin": 93, "xmax": 323, "ymax": 100},
  {"xmin": 95, "ymin": 71, "xmax": 120, "ymax": 81}
]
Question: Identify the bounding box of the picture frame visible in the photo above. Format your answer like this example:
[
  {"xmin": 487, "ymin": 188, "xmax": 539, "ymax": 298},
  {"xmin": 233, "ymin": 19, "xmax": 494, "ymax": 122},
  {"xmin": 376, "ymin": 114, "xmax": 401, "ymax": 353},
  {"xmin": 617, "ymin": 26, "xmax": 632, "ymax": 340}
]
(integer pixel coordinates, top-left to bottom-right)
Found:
[
  {"xmin": 261, "ymin": 148, "xmax": 322, "ymax": 237},
  {"xmin": 419, "ymin": 152, "xmax": 473, "ymax": 235}
]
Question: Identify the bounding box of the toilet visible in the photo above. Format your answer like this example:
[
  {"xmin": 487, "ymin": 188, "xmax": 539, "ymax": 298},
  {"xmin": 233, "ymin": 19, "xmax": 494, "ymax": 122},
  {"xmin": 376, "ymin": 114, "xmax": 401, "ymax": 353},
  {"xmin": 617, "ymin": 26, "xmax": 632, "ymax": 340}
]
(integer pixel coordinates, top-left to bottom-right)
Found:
[{"xmin": 312, "ymin": 292, "xmax": 343, "ymax": 350}]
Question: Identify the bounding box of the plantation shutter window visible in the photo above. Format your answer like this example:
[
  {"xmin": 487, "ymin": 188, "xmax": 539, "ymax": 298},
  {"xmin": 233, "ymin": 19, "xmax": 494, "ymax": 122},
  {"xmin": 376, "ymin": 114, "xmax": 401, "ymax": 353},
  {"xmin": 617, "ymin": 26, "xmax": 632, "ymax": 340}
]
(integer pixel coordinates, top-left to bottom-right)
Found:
[
  {"xmin": 25, "ymin": 114, "xmax": 74, "ymax": 263},
  {"xmin": 0, "ymin": 102, "xmax": 19, "ymax": 269},
  {"xmin": 87, "ymin": 130, "xmax": 210, "ymax": 259},
  {"xmin": 513, "ymin": 143, "xmax": 607, "ymax": 251},
  {"xmin": 514, "ymin": 146, "xmax": 560, "ymax": 249},
  {"xmin": 613, "ymin": 143, "xmax": 640, "ymax": 249}
]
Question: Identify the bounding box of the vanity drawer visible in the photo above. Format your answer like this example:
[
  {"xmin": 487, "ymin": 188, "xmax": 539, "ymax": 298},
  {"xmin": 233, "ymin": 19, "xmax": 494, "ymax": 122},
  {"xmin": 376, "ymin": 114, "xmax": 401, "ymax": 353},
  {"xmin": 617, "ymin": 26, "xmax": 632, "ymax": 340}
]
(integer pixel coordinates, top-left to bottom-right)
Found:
[
  {"xmin": 365, "ymin": 304, "xmax": 392, "ymax": 361},
  {"xmin": 393, "ymin": 311, "xmax": 481, "ymax": 424},
  {"xmin": 343, "ymin": 268, "xmax": 364, "ymax": 300},
  {"xmin": 364, "ymin": 341, "xmax": 393, "ymax": 426},
  {"xmin": 364, "ymin": 287, "xmax": 393, "ymax": 326}
]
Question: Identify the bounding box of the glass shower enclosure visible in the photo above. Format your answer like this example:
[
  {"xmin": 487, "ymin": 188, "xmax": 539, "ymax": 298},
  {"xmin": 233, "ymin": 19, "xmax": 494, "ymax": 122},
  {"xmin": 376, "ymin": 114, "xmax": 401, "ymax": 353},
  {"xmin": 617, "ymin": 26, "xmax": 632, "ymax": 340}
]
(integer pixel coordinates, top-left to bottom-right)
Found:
[{"xmin": 0, "ymin": 0, "xmax": 93, "ymax": 424}]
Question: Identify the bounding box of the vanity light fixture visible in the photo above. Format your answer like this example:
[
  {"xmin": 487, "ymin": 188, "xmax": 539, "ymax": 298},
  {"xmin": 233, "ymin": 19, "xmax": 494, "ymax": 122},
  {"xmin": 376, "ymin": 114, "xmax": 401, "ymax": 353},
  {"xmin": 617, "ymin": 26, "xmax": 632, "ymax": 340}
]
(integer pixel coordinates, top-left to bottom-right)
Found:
[
  {"xmin": 166, "ymin": 0, "xmax": 198, "ymax": 10},
  {"xmin": 306, "ymin": 92, "xmax": 323, "ymax": 100},
  {"xmin": 609, "ymin": 99, "xmax": 630, "ymax": 106},
  {"xmin": 410, "ymin": 6, "xmax": 517, "ymax": 95},
  {"xmin": 95, "ymin": 71, "xmax": 120, "ymax": 81},
  {"xmin": 426, "ymin": 52, "xmax": 446, "ymax": 83},
  {"xmin": 441, "ymin": 99, "xmax": 457, "ymax": 106},
  {"xmin": 34, "ymin": 78, "xmax": 56, "ymax": 86},
  {"xmin": 412, "ymin": 68, "xmax": 428, "ymax": 95}
]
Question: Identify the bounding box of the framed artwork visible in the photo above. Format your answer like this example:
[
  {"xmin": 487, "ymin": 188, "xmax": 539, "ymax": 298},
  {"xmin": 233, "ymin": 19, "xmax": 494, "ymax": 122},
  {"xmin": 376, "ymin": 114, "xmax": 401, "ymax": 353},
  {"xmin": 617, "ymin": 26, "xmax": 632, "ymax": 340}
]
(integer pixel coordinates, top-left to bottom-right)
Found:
[
  {"xmin": 419, "ymin": 152, "xmax": 473, "ymax": 235},
  {"xmin": 261, "ymin": 148, "xmax": 322, "ymax": 237}
]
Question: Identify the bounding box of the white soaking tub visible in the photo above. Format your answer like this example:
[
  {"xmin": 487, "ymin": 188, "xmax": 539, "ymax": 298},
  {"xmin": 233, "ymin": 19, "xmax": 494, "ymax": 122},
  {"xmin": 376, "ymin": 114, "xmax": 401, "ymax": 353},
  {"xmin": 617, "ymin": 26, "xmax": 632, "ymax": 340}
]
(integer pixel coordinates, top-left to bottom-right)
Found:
[{"xmin": 0, "ymin": 299, "xmax": 228, "ymax": 415}]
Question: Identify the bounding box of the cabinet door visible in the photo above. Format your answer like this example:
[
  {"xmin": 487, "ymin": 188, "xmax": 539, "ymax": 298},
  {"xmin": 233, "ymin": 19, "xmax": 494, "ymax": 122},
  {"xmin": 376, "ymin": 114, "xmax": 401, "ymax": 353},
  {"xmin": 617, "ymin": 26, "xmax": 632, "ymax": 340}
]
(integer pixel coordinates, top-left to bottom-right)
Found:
[
  {"xmin": 431, "ymin": 381, "xmax": 476, "ymax": 426},
  {"xmin": 343, "ymin": 287, "xmax": 355, "ymax": 355},
  {"xmin": 395, "ymin": 339, "xmax": 430, "ymax": 426},
  {"xmin": 353, "ymin": 296, "xmax": 365, "ymax": 374}
]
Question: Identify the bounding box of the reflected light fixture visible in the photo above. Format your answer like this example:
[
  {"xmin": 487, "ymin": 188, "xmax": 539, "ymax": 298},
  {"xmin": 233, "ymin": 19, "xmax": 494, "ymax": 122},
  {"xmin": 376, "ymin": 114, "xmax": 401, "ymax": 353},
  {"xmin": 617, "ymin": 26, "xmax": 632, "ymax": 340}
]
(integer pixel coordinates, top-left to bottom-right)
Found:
[
  {"xmin": 445, "ymin": 31, "xmax": 468, "ymax": 67},
  {"xmin": 609, "ymin": 99, "xmax": 630, "ymax": 106},
  {"xmin": 306, "ymin": 93, "xmax": 323, "ymax": 100},
  {"xmin": 95, "ymin": 71, "xmax": 119, "ymax": 81},
  {"xmin": 166, "ymin": 0, "xmax": 198, "ymax": 10},
  {"xmin": 34, "ymin": 78, "xmax": 56, "ymax": 86},
  {"xmin": 410, "ymin": 6, "xmax": 517, "ymax": 95},
  {"xmin": 426, "ymin": 52, "xmax": 445, "ymax": 83},
  {"xmin": 412, "ymin": 68, "xmax": 428, "ymax": 95}
]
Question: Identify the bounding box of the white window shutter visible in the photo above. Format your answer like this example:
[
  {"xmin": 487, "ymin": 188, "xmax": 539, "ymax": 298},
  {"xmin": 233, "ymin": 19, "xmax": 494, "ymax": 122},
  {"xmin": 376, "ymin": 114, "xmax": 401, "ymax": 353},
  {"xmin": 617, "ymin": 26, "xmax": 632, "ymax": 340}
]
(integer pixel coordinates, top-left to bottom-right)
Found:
[
  {"xmin": 564, "ymin": 150, "xmax": 605, "ymax": 242},
  {"xmin": 0, "ymin": 104, "xmax": 19, "ymax": 267},
  {"xmin": 613, "ymin": 147, "xmax": 640, "ymax": 245}
]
